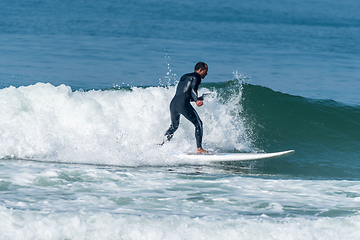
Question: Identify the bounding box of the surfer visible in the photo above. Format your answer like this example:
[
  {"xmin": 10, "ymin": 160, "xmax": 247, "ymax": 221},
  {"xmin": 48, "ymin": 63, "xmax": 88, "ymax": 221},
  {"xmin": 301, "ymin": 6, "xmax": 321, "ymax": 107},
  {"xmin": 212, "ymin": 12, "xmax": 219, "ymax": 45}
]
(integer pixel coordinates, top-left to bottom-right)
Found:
[{"xmin": 164, "ymin": 62, "xmax": 209, "ymax": 153}]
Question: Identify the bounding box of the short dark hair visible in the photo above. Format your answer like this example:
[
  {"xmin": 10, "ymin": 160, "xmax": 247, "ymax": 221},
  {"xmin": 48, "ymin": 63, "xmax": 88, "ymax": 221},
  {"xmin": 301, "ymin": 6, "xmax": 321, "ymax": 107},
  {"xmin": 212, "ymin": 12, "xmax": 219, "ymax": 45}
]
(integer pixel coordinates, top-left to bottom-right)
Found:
[{"xmin": 194, "ymin": 62, "xmax": 207, "ymax": 71}]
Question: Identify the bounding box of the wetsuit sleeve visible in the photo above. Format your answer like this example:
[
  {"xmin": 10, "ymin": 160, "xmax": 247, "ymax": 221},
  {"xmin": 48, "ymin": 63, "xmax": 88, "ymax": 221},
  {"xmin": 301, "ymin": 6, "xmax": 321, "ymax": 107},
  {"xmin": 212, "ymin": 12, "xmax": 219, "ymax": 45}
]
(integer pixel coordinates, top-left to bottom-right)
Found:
[{"xmin": 190, "ymin": 76, "xmax": 200, "ymax": 102}]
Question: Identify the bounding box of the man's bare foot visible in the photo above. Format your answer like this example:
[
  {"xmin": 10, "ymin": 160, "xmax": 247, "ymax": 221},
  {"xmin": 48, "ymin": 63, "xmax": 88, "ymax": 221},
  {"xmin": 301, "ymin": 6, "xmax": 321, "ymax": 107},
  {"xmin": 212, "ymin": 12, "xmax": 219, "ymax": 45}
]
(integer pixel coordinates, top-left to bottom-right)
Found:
[{"xmin": 197, "ymin": 148, "xmax": 209, "ymax": 154}]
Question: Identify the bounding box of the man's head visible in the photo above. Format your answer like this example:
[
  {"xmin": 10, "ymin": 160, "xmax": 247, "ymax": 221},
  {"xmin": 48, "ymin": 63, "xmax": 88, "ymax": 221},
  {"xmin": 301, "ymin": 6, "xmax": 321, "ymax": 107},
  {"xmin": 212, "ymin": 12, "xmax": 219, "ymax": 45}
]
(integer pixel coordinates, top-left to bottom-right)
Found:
[{"xmin": 195, "ymin": 62, "xmax": 208, "ymax": 79}]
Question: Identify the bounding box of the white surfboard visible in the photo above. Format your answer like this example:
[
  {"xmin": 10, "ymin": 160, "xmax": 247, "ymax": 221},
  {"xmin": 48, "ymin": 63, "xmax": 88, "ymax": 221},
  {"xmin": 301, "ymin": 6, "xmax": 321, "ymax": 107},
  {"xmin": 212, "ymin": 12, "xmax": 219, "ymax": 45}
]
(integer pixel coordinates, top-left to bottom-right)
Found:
[{"xmin": 173, "ymin": 150, "xmax": 294, "ymax": 162}]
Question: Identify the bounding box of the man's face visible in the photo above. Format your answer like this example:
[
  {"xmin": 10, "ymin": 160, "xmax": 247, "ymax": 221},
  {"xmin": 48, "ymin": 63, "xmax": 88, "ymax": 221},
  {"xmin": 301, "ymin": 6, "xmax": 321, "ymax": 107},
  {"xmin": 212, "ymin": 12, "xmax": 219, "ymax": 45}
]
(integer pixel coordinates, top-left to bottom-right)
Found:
[{"xmin": 198, "ymin": 65, "xmax": 208, "ymax": 79}]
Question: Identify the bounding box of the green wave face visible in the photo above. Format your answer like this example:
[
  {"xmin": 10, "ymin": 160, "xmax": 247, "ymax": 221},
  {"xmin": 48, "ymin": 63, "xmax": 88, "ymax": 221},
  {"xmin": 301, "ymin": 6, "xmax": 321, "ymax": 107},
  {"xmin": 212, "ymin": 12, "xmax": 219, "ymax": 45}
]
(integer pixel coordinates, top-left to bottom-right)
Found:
[{"xmin": 202, "ymin": 80, "xmax": 360, "ymax": 180}]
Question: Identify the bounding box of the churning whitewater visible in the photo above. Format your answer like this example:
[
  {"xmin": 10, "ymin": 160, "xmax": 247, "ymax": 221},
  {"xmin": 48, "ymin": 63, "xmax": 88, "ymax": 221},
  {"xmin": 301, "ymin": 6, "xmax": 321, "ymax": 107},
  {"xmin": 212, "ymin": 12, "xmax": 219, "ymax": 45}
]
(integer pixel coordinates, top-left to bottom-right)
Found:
[{"xmin": 0, "ymin": 81, "xmax": 252, "ymax": 166}]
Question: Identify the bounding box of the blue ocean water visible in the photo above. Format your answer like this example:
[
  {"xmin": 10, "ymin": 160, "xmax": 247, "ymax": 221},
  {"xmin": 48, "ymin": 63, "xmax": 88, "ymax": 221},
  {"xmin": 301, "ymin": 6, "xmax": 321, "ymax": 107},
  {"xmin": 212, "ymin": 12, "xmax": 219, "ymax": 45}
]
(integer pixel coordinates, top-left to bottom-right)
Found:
[{"xmin": 1, "ymin": 0, "xmax": 360, "ymax": 239}]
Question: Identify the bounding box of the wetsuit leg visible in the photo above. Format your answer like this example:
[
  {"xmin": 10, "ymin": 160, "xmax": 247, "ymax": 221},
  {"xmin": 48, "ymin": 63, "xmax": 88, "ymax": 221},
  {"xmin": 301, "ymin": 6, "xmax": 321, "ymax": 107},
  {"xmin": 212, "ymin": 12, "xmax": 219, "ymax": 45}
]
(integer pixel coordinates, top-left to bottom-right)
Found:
[
  {"xmin": 165, "ymin": 100, "xmax": 180, "ymax": 141},
  {"xmin": 181, "ymin": 103, "xmax": 203, "ymax": 149}
]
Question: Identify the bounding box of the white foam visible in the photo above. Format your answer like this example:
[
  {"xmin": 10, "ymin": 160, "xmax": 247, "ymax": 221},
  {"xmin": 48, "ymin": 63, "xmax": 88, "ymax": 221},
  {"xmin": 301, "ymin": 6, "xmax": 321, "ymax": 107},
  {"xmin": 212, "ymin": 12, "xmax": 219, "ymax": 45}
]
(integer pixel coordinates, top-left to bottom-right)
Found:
[
  {"xmin": 1, "ymin": 205, "xmax": 360, "ymax": 240},
  {"xmin": 2, "ymin": 160, "xmax": 360, "ymax": 239},
  {"xmin": 0, "ymin": 83, "xmax": 252, "ymax": 166}
]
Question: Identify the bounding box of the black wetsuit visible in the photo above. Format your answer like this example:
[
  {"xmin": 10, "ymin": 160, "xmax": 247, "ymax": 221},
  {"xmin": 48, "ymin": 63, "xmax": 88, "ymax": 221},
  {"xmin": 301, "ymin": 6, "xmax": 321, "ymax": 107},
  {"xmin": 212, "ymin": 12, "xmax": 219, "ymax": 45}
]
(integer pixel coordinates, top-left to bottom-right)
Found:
[{"xmin": 165, "ymin": 72, "xmax": 203, "ymax": 148}]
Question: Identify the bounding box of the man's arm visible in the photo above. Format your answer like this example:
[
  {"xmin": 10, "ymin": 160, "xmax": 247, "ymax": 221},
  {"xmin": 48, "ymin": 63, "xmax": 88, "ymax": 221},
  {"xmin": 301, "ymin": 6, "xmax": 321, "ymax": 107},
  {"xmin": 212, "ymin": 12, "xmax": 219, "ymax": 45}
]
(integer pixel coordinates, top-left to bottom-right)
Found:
[
  {"xmin": 190, "ymin": 76, "xmax": 202, "ymax": 105},
  {"xmin": 190, "ymin": 76, "xmax": 204, "ymax": 107}
]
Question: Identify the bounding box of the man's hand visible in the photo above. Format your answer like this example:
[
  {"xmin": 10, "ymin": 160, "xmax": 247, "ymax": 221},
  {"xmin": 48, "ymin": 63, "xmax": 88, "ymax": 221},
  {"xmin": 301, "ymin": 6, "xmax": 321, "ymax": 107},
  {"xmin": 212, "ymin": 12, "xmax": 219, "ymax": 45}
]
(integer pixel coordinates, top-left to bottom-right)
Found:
[{"xmin": 196, "ymin": 100, "xmax": 203, "ymax": 107}]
